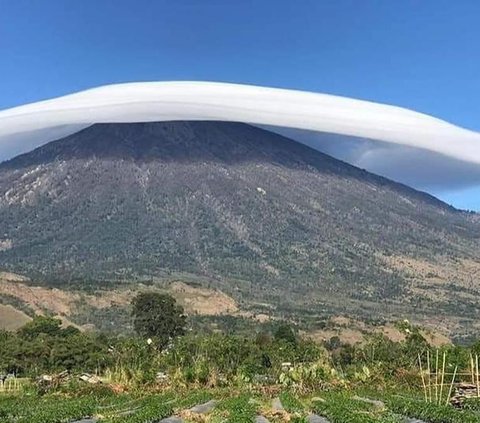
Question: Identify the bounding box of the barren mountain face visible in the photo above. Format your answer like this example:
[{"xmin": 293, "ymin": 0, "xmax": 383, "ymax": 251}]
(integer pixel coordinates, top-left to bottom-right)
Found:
[{"xmin": 0, "ymin": 121, "xmax": 479, "ymax": 331}]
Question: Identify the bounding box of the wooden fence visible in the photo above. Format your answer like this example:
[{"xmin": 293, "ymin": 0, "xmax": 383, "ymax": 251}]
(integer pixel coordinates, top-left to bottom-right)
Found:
[
  {"xmin": 418, "ymin": 351, "xmax": 480, "ymax": 405},
  {"xmin": 0, "ymin": 377, "xmax": 27, "ymax": 393}
]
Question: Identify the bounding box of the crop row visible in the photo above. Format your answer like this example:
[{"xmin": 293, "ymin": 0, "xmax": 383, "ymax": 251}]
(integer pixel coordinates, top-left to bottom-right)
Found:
[{"xmin": 4, "ymin": 390, "xmax": 480, "ymax": 422}]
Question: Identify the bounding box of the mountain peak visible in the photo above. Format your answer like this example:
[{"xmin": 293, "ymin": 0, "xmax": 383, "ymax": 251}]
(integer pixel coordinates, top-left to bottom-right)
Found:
[
  {"xmin": 0, "ymin": 121, "xmax": 455, "ymax": 213},
  {"xmin": 2, "ymin": 121, "xmax": 336, "ymax": 168},
  {"xmin": 1, "ymin": 121, "xmax": 479, "ymax": 334}
]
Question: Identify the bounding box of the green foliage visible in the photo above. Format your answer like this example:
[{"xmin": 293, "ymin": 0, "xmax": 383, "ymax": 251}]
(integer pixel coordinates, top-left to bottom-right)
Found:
[
  {"xmin": 329, "ymin": 325, "xmax": 437, "ymax": 387},
  {"xmin": 101, "ymin": 393, "xmax": 176, "ymax": 423},
  {"xmin": 313, "ymin": 392, "xmax": 402, "ymax": 423},
  {"xmin": 131, "ymin": 292, "xmax": 186, "ymax": 347},
  {"xmin": 0, "ymin": 394, "xmax": 97, "ymax": 423},
  {"xmin": 279, "ymin": 391, "xmax": 304, "ymax": 412},
  {"xmin": 6, "ymin": 309, "xmax": 480, "ymax": 423},
  {"xmin": 18, "ymin": 316, "xmax": 63, "ymax": 339},
  {"xmin": 0, "ymin": 317, "xmax": 111, "ymax": 375},
  {"xmin": 215, "ymin": 394, "xmax": 257, "ymax": 422},
  {"xmin": 105, "ymin": 337, "xmax": 161, "ymax": 386},
  {"xmin": 279, "ymin": 361, "xmax": 333, "ymax": 393},
  {"xmin": 385, "ymin": 395, "xmax": 480, "ymax": 423},
  {"xmin": 162, "ymin": 332, "xmax": 326, "ymax": 387},
  {"xmin": 274, "ymin": 322, "xmax": 298, "ymax": 345}
]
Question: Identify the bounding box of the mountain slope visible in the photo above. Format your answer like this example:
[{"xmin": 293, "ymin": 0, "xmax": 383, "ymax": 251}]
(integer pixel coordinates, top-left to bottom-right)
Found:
[{"xmin": 0, "ymin": 121, "xmax": 479, "ymax": 331}]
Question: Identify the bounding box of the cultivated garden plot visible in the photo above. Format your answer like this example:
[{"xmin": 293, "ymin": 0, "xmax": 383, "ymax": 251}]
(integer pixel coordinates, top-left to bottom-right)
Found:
[
  {"xmin": 4, "ymin": 299, "xmax": 480, "ymax": 423},
  {"xmin": 3, "ymin": 389, "xmax": 480, "ymax": 423}
]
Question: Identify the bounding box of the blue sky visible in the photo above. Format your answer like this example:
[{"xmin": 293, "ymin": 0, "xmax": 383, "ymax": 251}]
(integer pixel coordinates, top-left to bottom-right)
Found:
[{"xmin": 0, "ymin": 0, "xmax": 479, "ymax": 210}]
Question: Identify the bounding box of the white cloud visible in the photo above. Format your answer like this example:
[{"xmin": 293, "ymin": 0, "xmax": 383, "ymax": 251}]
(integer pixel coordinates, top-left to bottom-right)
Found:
[
  {"xmin": 0, "ymin": 81, "xmax": 479, "ymax": 192},
  {"xmin": 264, "ymin": 126, "xmax": 480, "ymax": 191}
]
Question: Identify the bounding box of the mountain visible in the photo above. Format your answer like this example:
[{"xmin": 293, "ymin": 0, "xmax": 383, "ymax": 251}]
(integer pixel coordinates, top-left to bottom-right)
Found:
[{"xmin": 0, "ymin": 121, "xmax": 479, "ymax": 337}]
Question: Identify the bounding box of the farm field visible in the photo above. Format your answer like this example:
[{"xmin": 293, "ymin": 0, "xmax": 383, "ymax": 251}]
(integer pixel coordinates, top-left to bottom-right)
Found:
[
  {"xmin": 3, "ymin": 388, "xmax": 480, "ymax": 423},
  {"xmin": 3, "ymin": 295, "xmax": 480, "ymax": 423}
]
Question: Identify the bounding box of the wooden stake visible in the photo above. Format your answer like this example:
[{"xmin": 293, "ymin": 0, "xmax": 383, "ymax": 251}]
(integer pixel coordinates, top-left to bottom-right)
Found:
[
  {"xmin": 476, "ymin": 354, "xmax": 480, "ymax": 398},
  {"xmin": 435, "ymin": 349, "xmax": 439, "ymax": 404},
  {"xmin": 439, "ymin": 351, "xmax": 446, "ymax": 404},
  {"xmin": 427, "ymin": 350, "xmax": 432, "ymax": 403},
  {"xmin": 471, "ymin": 353, "xmax": 475, "ymax": 385},
  {"xmin": 446, "ymin": 366, "xmax": 458, "ymax": 406},
  {"xmin": 418, "ymin": 353, "xmax": 428, "ymax": 402}
]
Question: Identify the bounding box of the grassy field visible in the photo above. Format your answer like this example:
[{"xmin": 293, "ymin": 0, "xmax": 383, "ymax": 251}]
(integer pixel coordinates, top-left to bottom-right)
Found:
[
  {"xmin": 2, "ymin": 388, "xmax": 480, "ymax": 423},
  {"xmin": 0, "ymin": 304, "xmax": 31, "ymax": 331}
]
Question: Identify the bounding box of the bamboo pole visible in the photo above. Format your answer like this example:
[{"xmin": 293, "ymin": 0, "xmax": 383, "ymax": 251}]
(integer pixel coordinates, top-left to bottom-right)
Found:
[
  {"xmin": 435, "ymin": 349, "xmax": 439, "ymax": 404},
  {"xmin": 418, "ymin": 353, "xmax": 428, "ymax": 402},
  {"xmin": 427, "ymin": 350, "xmax": 432, "ymax": 403},
  {"xmin": 446, "ymin": 366, "xmax": 458, "ymax": 406},
  {"xmin": 425, "ymin": 372, "xmax": 480, "ymax": 375},
  {"xmin": 476, "ymin": 354, "xmax": 480, "ymax": 398},
  {"xmin": 439, "ymin": 351, "xmax": 446, "ymax": 404},
  {"xmin": 471, "ymin": 353, "xmax": 475, "ymax": 385}
]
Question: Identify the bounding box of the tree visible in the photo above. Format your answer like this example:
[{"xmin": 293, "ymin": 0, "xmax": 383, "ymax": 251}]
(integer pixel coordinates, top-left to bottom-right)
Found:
[
  {"xmin": 18, "ymin": 316, "xmax": 62, "ymax": 340},
  {"xmin": 274, "ymin": 322, "xmax": 297, "ymax": 346},
  {"xmin": 131, "ymin": 292, "xmax": 186, "ymax": 347},
  {"xmin": 3, "ymin": 318, "xmax": 112, "ymax": 375}
]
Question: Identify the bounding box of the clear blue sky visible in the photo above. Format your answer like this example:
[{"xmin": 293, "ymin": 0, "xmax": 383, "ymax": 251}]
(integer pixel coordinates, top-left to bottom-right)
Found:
[{"xmin": 1, "ymin": 0, "xmax": 479, "ymax": 209}]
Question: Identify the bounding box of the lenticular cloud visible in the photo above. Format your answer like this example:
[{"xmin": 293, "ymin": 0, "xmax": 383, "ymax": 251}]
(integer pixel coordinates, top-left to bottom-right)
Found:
[{"xmin": 0, "ymin": 81, "xmax": 479, "ymax": 169}]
